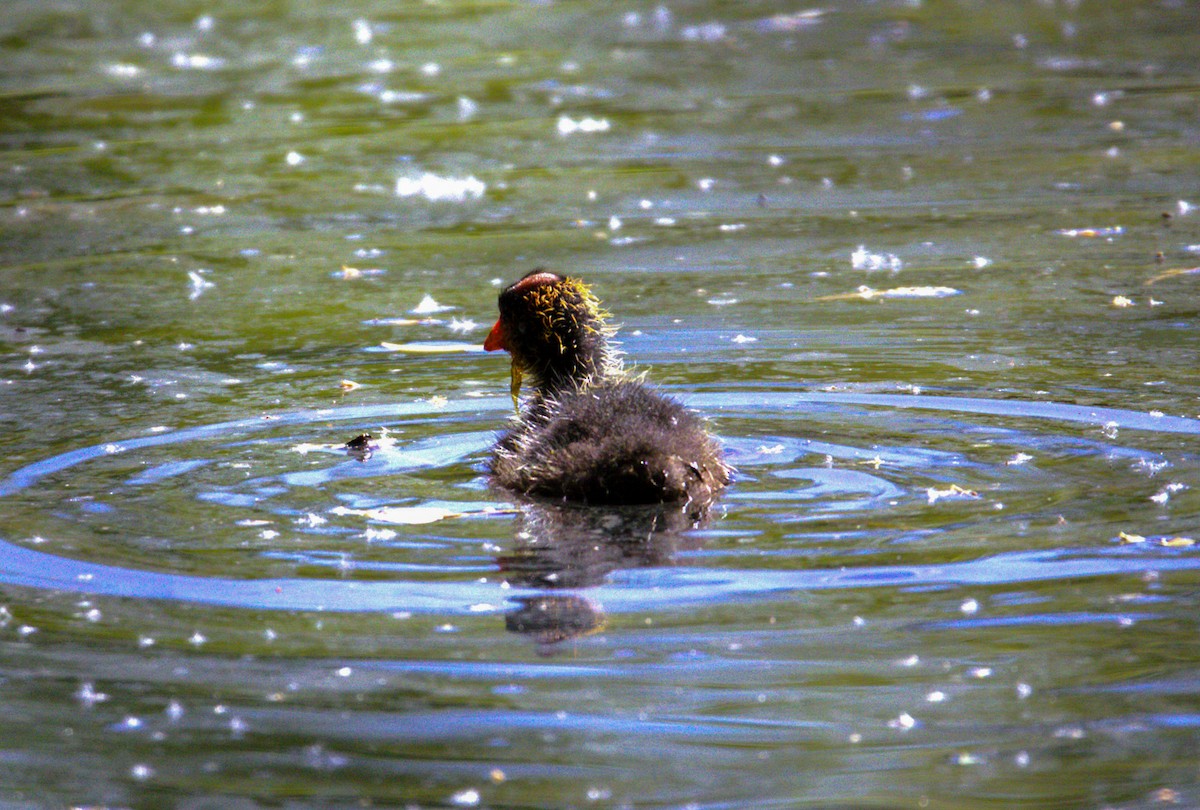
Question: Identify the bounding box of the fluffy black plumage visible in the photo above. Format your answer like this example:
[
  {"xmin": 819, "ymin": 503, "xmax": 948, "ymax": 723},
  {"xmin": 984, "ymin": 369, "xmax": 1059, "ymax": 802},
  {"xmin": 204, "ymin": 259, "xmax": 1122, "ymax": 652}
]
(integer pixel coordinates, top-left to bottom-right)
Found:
[{"xmin": 484, "ymin": 270, "xmax": 732, "ymax": 505}]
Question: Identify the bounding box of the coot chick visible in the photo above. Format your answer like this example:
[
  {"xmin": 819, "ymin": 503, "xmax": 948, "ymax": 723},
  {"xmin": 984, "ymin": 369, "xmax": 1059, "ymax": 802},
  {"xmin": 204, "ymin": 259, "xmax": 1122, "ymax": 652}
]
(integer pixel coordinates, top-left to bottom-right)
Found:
[{"xmin": 484, "ymin": 270, "xmax": 732, "ymax": 505}]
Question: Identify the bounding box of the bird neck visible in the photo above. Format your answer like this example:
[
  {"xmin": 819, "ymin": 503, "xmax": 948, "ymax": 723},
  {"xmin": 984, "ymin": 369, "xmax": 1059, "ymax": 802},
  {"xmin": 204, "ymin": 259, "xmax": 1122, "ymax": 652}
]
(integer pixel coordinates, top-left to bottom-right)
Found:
[{"xmin": 529, "ymin": 341, "xmax": 616, "ymax": 398}]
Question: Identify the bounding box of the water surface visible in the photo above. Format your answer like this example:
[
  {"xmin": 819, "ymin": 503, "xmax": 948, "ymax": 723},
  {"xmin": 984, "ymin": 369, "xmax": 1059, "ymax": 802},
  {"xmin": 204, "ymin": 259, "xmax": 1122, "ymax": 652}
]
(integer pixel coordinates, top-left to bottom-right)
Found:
[{"xmin": 2, "ymin": 1, "xmax": 1199, "ymax": 808}]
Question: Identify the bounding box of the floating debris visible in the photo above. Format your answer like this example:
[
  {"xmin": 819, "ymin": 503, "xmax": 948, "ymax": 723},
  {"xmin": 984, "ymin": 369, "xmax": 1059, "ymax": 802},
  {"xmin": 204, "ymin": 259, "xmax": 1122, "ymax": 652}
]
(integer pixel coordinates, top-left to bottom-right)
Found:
[
  {"xmin": 171, "ymin": 52, "xmax": 224, "ymax": 70},
  {"xmin": 1150, "ymin": 482, "xmax": 1187, "ymax": 504},
  {"xmin": 1119, "ymin": 532, "xmax": 1195, "ymax": 548},
  {"xmin": 817, "ymin": 285, "xmax": 962, "ymax": 302},
  {"xmin": 187, "ymin": 270, "xmax": 214, "ymax": 300},
  {"xmin": 852, "ymin": 245, "xmax": 903, "ymax": 272},
  {"xmin": 379, "ymin": 341, "xmax": 480, "ymax": 354},
  {"xmin": 363, "ymin": 317, "xmax": 423, "ymax": 327},
  {"xmin": 1111, "ymin": 295, "xmax": 1134, "ymax": 308},
  {"xmin": 758, "ymin": 10, "xmax": 825, "ymax": 32},
  {"xmin": 291, "ymin": 441, "xmax": 335, "ymax": 455},
  {"xmin": 330, "ymin": 504, "xmax": 464, "ymax": 525},
  {"xmin": 410, "ymin": 294, "xmax": 454, "ymax": 315},
  {"xmin": 1145, "ymin": 266, "xmax": 1200, "ymax": 285},
  {"xmin": 395, "ymin": 173, "xmax": 485, "ymax": 202},
  {"xmin": 76, "ymin": 682, "xmax": 109, "ymax": 707},
  {"xmin": 106, "ymin": 63, "xmax": 142, "ymax": 78},
  {"xmin": 352, "ymin": 18, "xmax": 373, "ymax": 45},
  {"xmin": 927, "ymin": 484, "xmax": 979, "ymax": 504},
  {"xmin": 556, "ymin": 116, "xmax": 610, "ymax": 135},
  {"xmin": 344, "ymin": 432, "xmax": 375, "ymax": 462},
  {"xmin": 340, "ymin": 379, "xmax": 361, "ymax": 392},
  {"xmin": 1161, "ymin": 536, "xmax": 1196, "ymax": 548},
  {"xmin": 1057, "ymin": 226, "xmax": 1123, "ymax": 238},
  {"xmin": 333, "ymin": 265, "xmax": 386, "ymax": 280}
]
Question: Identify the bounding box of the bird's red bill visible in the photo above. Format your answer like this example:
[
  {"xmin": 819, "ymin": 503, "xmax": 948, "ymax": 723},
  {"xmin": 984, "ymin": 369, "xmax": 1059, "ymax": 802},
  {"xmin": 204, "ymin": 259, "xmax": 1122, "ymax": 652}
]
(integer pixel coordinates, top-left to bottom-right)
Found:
[{"xmin": 483, "ymin": 319, "xmax": 508, "ymax": 352}]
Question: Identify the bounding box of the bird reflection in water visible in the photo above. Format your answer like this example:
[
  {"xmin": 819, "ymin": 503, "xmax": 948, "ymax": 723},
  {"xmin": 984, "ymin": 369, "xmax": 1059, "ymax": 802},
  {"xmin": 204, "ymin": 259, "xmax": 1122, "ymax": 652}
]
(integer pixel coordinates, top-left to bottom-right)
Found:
[{"xmin": 498, "ymin": 496, "xmax": 716, "ymax": 654}]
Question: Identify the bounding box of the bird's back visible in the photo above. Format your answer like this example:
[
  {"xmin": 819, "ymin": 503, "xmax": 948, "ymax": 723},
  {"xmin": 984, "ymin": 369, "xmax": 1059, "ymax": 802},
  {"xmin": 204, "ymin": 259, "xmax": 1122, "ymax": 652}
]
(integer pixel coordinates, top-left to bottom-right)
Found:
[{"xmin": 490, "ymin": 379, "xmax": 730, "ymax": 505}]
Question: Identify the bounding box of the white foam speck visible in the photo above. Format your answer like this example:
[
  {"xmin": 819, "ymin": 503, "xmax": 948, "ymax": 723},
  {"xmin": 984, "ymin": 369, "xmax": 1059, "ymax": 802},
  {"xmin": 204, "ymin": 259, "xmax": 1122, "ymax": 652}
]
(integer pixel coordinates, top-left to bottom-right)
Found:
[
  {"xmin": 188, "ymin": 270, "xmax": 214, "ymax": 300},
  {"xmin": 556, "ymin": 115, "xmax": 610, "ymax": 135},
  {"xmin": 411, "ymin": 294, "xmax": 455, "ymax": 314},
  {"xmin": 171, "ymin": 52, "xmax": 223, "ymax": 70},
  {"xmin": 851, "ymin": 245, "xmax": 903, "ymax": 272},
  {"xmin": 106, "ymin": 63, "xmax": 142, "ymax": 78},
  {"xmin": 450, "ymin": 788, "xmax": 480, "ymax": 807},
  {"xmin": 352, "ymin": 18, "xmax": 373, "ymax": 45},
  {"xmin": 395, "ymin": 173, "xmax": 485, "ymax": 202}
]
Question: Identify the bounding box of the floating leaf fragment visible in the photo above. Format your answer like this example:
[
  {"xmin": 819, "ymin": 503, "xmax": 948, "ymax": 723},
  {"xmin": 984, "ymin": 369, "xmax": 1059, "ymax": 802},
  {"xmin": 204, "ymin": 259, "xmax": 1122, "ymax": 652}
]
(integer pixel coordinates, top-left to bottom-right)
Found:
[
  {"xmin": 1111, "ymin": 295, "xmax": 1134, "ymax": 308},
  {"xmin": 1057, "ymin": 226, "xmax": 1124, "ymax": 238},
  {"xmin": 817, "ymin": 285, "xmax": 962, "ymax": 302},
  {"xmin": 1160, "ymin": 536, "xmax": 1195, "ymax": 548},
  {"xmin": 1118, "ymin": 532, "xmax": 1147, "ymax": 544},
  {"xmin": 1145, "ymin": 266, "xmax": 1200, "ymax": 286},
  {"xmin": 330, "ymin": 505, "xmax": 463, "ymax": 525},
  {"xmin": 379, "ymin": 341, "xmax": 481, "ymax": 354},
  {"xmin": 364, "ymin": 317, "xmax": 422, "ymax": 326},
  {"xmin": 926, "ymin": 484, "xmax": 979, "ymax": 504},
  {"xmin": 340, "ymin": 379, "xmax": 361, "ymax": 391}
]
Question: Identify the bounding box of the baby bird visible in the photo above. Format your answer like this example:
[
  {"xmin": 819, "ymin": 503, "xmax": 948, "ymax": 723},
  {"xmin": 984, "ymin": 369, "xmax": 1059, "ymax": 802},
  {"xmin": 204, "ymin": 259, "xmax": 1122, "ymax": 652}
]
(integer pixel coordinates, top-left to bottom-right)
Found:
[{"xmin": 484, "ymin": 270, "xmax": 732, "ymax": 505}]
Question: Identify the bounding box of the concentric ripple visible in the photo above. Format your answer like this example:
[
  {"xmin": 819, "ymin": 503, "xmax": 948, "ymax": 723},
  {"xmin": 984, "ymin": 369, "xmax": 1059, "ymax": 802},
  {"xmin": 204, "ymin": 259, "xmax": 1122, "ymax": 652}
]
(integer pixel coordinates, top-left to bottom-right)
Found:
[{"xmin": 1, "ymin": 392, "xmax": 1196, "ymax": 619}]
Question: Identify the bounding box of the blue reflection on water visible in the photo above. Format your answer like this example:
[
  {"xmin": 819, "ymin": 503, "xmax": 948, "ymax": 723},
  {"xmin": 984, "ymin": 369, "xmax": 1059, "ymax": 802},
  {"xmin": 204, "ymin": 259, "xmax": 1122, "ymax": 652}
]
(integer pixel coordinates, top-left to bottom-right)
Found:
[{"xmin": 0, "ymin": 392, "xmax": 1196, "ymax": 615}]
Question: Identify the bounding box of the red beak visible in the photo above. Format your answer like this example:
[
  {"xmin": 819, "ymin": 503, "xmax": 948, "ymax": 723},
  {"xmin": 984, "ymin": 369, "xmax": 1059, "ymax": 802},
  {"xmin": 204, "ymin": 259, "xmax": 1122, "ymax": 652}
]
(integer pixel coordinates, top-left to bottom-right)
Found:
[{"xmin": 483, "ymin": 319, "xmax": 508, "ymax": 352}]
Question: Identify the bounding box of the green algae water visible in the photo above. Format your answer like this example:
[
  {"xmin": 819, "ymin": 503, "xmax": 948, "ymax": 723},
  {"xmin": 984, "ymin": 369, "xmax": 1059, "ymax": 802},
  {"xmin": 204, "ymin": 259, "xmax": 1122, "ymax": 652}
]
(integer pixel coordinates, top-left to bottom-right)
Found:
[{"xmin": 2, "ymin": 1, "xmax": 1200, "ymax": 807}]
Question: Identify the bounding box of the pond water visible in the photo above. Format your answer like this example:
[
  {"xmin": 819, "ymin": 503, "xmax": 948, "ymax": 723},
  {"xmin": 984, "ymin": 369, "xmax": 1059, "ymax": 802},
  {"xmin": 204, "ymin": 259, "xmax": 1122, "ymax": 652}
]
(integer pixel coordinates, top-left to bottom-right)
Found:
[{"xmin": 2, "ymin": 1, "xmax": 1199, "ymax": 807}]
